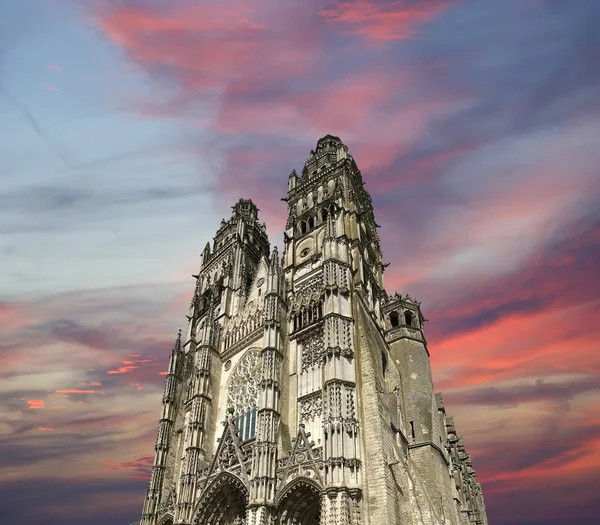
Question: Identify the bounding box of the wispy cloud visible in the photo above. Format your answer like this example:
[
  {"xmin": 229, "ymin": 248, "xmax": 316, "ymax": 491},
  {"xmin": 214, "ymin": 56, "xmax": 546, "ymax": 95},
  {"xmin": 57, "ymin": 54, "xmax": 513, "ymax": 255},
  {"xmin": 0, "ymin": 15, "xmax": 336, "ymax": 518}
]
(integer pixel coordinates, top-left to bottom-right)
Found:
[{"xmin": 1, "ymin": 1, "xmax": 599, "ymax": 525}]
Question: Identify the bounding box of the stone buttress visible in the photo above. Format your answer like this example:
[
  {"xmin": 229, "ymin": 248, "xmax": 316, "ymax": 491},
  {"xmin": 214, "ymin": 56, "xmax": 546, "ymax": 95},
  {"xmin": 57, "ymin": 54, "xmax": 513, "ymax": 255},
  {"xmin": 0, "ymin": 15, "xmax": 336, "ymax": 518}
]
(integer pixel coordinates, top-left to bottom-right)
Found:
[
  {"xmin": 246, "ymin": 248, "xmax": 287, "ymax": 524},
  {"xmin": 141, "ymin": 332, "xmax": 184, "ymax": 525}
]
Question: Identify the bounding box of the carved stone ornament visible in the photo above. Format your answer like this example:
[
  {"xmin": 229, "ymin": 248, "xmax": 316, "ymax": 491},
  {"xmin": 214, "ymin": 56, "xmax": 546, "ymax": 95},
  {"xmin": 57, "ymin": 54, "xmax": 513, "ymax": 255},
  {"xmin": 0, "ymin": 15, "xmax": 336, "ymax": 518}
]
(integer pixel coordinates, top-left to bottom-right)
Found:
[
  {"xmin": 299, "ymin": 392, "xmax": 323, "ymax": 422},
  {"xmin": 301, "ymin": 336, "xmax": 324, "ymax": 373},
  {"xmin": 226, "ymin": 348, "xmax": 261, "ymax": 414}
]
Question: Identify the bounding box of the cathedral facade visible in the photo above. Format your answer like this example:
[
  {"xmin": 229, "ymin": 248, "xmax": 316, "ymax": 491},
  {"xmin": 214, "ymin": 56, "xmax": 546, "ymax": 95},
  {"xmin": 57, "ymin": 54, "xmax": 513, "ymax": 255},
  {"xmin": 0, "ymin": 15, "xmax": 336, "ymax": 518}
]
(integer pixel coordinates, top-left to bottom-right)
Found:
[{"xmin": 139, "ymin": 136, "xmax": 488, "ymax": 525}]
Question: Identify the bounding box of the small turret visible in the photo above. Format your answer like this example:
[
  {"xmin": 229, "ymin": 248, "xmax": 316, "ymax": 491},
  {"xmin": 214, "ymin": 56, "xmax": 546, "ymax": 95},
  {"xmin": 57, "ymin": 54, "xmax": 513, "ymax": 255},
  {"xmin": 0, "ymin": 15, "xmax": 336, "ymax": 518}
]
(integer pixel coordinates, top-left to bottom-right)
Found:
[
  {"xmin": 201, "ymin": 242, "xmax": 211, "ymax": 265},
  {"xmin": 288, "ymin": 169, "xmax": 298, "ymax": 191},
  {"xmin": 232, "ymin": 198, "xmax": 259, "ymax": 221}
]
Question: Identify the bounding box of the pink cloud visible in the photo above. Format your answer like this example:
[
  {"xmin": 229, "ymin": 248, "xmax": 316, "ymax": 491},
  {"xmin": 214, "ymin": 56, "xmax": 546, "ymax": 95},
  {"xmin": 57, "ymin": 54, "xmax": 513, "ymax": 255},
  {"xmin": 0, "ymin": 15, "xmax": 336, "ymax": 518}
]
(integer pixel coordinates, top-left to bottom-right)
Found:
[
  {"xmin": 28, "ymin": 399, "xmax": 44, "ymax": 410},
  {"xmin": 55, "ymin": 389, "xmax": 106, "ymax": 395},
  {"xmin": 431, "ymin": 302, "xmax": 600, "ymax": 391},
  {"xmin": 102, "ymin": 455, "xmax": 154, "ymax": 480},
  {"xmin": 95, "ymin": 0, "xmax": 322, "ymax": 94},
  {"xmin": 106, "ymin": 355, "xmax": 155, "ymax": 375},
  {"xmin": 319, "ymin": 0, "xmax": 459, "ymax": 41},
  {"xmin": 47, "ymin": 64, "xmax": 63, "ymax": 70}
]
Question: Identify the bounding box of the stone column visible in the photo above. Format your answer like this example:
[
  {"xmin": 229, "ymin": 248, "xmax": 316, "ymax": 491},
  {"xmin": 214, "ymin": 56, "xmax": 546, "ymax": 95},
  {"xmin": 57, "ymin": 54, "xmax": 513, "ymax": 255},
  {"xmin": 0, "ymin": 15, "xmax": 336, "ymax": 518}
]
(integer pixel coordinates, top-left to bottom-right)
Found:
[
  {"xmin": 141, "ymin": 331, "xmax": 183, "ymax": 525},
  {"xmin": 176, "ymin": 306, "xmax": 219, "ymax": 524},
  {"xmin": 247, "ymin": 248, "xmax": 286, "ymax": 525},
  {"xmin": 321, "ymin": 214, "xmax": 362, "ymax": 524}
]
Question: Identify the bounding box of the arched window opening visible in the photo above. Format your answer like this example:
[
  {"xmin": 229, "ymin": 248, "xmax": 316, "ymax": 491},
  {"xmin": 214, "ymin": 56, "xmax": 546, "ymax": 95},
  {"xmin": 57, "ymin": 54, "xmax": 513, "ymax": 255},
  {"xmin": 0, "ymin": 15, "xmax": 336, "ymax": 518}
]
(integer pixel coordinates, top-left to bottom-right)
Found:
[
  {"xmin": 308, "ymin": 216, "xmax": 315, "ymax": 230},
  {"xmin": 233, "ymin": 407, "xmax": 257, "ymax": 443},
  {"xmin": 301, "ymin": 221, "xmax": 308, "ymax": 234},
  {"xmin": 321, "ymin": 208, "xmax": 329, "ymax": 221},
  {"xmin": 382, "ymin": 351, "xmax": 388, "ymax": 376},
  {"xmin": 292, "ymin": 301, "xmax": 323, "ymax": 334},
  {"xmin": 404, "ymin": 310, "xmax": 414, "ymax": 327},
  {"xmin": 390, "ymin": 311, "xmax": 399, "ymax": 328}
]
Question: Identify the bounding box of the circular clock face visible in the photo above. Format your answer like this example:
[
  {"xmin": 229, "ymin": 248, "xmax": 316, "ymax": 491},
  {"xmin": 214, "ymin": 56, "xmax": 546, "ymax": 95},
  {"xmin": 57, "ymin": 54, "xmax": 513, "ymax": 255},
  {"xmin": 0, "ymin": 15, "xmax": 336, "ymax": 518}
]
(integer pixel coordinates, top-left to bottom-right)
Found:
[
  {"xmin": 256, "ymin": 278, "xmax": 265, "ymax": 288},
  {"xmin": 301, "ymin": 248, "xmax": 310, "ymax": 258}
]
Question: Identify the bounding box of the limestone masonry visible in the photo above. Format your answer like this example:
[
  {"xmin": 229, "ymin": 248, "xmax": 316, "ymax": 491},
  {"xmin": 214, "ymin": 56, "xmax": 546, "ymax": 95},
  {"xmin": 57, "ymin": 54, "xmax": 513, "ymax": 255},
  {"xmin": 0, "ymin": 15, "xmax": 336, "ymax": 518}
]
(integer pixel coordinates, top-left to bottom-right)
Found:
[{"xmin": 139, "ymin": 136, "xmax": 488, "ymax": 525}]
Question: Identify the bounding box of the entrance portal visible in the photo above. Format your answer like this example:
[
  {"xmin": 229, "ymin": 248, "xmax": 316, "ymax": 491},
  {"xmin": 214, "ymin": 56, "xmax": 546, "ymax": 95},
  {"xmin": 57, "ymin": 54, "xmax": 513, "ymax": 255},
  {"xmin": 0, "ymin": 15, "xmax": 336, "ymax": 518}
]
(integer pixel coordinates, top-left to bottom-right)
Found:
[
  {"xmin": 276, "ymin": 478, "xmax": 322, "ymax": 525},
  {"xmin": 193, "ymin": 473, "xmax": 248, "ymax": 525}
]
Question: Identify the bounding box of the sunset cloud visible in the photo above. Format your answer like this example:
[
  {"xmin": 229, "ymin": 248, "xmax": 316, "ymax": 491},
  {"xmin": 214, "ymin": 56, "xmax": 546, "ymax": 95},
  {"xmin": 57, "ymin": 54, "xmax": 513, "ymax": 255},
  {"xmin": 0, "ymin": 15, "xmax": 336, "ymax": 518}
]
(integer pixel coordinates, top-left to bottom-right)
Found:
[
  {"xmin": 319, "ymin": 0, "xmax": 459, "ymax": 41},
  {"xmin": 1, "ymin": 0, "xmax": 599, "ymax": 524}
]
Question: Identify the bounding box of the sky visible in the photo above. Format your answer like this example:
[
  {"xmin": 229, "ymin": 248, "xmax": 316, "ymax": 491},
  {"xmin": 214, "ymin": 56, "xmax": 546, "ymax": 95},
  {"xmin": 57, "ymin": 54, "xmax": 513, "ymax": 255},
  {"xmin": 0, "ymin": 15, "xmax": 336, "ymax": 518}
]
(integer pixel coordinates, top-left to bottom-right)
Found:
[{"xmin": 0, "ymin": 0, "xmax": 599, "ymax": 524}]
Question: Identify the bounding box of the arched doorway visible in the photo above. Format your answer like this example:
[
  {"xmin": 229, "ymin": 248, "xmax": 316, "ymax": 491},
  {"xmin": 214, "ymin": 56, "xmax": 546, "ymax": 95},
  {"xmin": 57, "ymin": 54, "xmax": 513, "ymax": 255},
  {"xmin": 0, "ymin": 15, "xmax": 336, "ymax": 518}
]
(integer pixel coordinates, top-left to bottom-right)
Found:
[
  {"xmin": 276, "ymin": 477, "xmax": 322, "ymax": 525},
  {"xmin": 192, "ymin": 472, "xmax": 249, "ymax": 525},
  {"xmin": 158, "ymin": 515, "xmax": 174, "ymax": 525}
]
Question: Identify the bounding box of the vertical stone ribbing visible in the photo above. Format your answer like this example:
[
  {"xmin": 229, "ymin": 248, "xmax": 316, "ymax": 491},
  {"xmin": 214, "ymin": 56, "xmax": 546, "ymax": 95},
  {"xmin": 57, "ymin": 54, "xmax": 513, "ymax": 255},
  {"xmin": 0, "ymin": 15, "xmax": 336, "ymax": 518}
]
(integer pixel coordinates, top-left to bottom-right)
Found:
[
  {"xmin": 175, "ymin": 305, "xmax": 219, "ymax": 525},
  {"xmin": 247, "ymin": 248, "xmax": 286, "ymax": 525},
  {"xmin": 141, "ymin": 331, "xmax": 183, "ymax": 525},
  {"xmin": 321, "ymin": 214, "xmax": 362, "ymax": 523}
]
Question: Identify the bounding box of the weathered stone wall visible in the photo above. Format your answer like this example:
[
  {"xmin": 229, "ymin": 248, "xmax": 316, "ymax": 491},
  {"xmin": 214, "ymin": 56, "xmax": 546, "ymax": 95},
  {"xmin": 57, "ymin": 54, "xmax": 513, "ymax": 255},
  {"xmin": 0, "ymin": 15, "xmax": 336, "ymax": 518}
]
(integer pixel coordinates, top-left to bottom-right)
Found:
[{"xmin": 355, "ymin": 296, "xmax": 405, "ymax": 525}]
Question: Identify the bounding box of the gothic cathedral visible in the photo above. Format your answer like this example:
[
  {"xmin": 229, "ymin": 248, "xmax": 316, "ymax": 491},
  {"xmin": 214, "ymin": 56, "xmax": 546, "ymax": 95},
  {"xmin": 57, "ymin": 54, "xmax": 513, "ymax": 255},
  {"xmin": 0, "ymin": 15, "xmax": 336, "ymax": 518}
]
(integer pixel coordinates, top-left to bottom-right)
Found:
[{"xmin": 139, "ymin": 136, "xmax": 488, "ymax": 525}]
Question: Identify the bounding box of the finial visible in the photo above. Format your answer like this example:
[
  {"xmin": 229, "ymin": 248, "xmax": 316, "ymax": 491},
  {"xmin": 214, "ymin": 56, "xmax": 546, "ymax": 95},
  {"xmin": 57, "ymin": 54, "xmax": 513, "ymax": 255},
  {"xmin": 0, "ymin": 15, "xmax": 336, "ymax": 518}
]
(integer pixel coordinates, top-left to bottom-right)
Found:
[
  {"xmin": 172, "ymin": 329, "xmax": 182, "ymax": 353},
  {"xmin": 271, "ymin": 246, "xmax": 279, "ymax": 269},
  {"xmin": 226, "ymin": 406, "xmax": 235, "ymax": 422}
]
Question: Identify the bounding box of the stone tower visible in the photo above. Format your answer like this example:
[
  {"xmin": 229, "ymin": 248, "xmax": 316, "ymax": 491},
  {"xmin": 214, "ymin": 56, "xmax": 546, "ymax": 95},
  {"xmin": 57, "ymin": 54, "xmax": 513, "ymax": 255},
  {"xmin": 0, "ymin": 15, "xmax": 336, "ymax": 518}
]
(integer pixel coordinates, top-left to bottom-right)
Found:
[{"xmin": 139, "ymin": 136, "xmax": 488, "ymax": 525}]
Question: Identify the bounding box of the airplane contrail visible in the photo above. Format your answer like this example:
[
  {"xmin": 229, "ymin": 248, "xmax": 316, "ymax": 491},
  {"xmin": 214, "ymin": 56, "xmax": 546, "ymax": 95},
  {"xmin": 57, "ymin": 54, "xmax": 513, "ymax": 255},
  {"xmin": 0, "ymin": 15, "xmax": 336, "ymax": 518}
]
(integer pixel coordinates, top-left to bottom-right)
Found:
[
  {"xmin": 0, "ymin": 85, "xmax": 71, "ymax": 167},
  {"xmin": 0, "ymin": 26, "xmax": 71, "ymax": 167}
]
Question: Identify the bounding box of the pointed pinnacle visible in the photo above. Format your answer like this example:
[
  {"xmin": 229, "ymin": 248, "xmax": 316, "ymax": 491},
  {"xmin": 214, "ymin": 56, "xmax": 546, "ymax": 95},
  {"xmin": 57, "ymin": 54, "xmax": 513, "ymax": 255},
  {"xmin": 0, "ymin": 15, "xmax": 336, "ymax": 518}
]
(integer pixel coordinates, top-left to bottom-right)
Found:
[
  {"xmin": 172, "ymin": 329, "xmax": 182, "ymax": 353},
  {"xmin": 270, "ymin": 246, "xmax": 279, "ymax": 269}
]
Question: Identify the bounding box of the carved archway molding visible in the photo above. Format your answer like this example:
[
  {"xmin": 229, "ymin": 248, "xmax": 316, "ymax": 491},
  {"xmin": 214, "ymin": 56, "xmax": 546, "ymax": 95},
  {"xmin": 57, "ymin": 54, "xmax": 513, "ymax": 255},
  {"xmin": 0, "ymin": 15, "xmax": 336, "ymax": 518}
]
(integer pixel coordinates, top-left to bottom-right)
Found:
[
  {"xmin": 275, "ymin": 475, "xmax": 323, "ymax": 507},
  {"xmin": 191, "ymin": 471, "xmax": 249, "ymax": 525},
  {"xmin": 275, "ymin": 476, "xmax": 323, "ymax": 525},
  {"xmin": 157, "ymin": 513, "xmax": 174, "ymax": 525}
]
